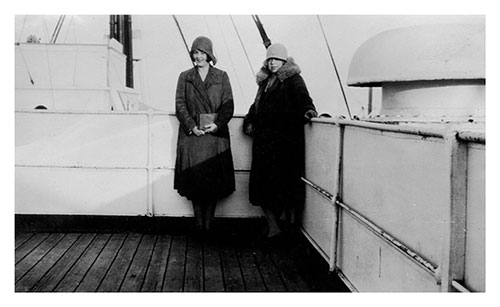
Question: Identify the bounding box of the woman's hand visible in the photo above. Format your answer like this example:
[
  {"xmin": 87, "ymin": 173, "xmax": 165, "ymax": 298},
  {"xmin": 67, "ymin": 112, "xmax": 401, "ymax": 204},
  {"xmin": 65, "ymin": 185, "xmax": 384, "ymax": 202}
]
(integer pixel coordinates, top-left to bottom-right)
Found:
[
  {"xmin": 304, "ymin": 109, "xmax": 318, "ymax": 121},
  {"xmin": 191, "ymin": 126, "xmax": 205, "ymax": 136},
  {"xmin": 244, "ymin": 123, "xmax": 254, "ymax": 136},
  {"xmin": 203, "ymin": 123, "xmax": 218, "ymax": 133}
]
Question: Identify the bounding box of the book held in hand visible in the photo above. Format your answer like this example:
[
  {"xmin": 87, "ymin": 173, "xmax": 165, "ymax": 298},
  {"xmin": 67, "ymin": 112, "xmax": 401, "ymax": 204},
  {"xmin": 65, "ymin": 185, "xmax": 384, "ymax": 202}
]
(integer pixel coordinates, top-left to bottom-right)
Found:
[{"xmin": 198, "ymin": 113, "xmax": 217, "ymax": 130}]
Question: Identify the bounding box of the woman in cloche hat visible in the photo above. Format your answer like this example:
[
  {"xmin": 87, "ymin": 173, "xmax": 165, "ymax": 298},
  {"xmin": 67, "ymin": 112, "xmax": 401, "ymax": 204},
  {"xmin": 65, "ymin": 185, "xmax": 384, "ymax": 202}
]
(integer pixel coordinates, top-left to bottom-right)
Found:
[
  {"xmin": 174, "ymin": 36, "xmax": 235, "ymax": 234},
  {"xmin": 243, "ymin": 43, "xmax": 317, "ymax": 242}
]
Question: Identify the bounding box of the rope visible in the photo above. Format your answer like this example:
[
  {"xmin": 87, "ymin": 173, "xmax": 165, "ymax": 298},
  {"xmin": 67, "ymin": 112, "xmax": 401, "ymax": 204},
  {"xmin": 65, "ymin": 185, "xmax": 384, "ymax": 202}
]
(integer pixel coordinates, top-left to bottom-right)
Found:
[
  {"xmin": 17, "ymin": 46, "xmax": 35, "ymax": 85},
  {"xmin": 230, "ymin": 15, "xmax": 255, "ymax": 77},
  {"xmin": 316, "ymin": 15, "xmax": 352, "ymax": 119},
  {"xmin": 17, "ymin": 15, "xmax": 27, "ymax": 43},
  {"xmin": 216, "ymin": 16, "xmax": 246, "ymax": 100},
  {"xmin": 63, "ymin": 15, "xmax": 74, "ymax": 43},
  {"xmin": 50, "ymin": 15, "xmax": 64, "ymax": 44},
  {"xmin": 172, "ymin": 15, "xmax": 193, "ymax": 66},
  {"xmin": 53, "ymin": 15, "xmax": 66, "ymax": 44}
]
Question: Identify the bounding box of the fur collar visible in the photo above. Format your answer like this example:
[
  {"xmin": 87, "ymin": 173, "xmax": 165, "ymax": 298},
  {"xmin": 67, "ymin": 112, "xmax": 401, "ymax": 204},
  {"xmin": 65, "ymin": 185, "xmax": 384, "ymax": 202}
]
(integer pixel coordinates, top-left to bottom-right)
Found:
[{"xmin": 256, "ymin": 57, "xmax": 301, "ymax": 86}]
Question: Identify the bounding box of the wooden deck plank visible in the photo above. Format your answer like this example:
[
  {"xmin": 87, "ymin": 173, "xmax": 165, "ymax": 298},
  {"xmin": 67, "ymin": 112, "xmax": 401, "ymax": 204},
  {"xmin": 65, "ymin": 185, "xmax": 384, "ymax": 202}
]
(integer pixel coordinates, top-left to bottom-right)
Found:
[
  {"xmin": 162, "ymin": 234, "xmax": 187, "ymax": 292},
  {"xmin": 220, "ymin": 245, "xmax": 245, "ymax": 292},
  {"xmin": 15, "ymin": 233, "xmax": 34, "ymax": 249},
  {"xmin": 14, "ymin": 229, "xmax": 349, "ymax": 293},
  {"xmin": 237, "ymin": 245, "xmax": 266, "ymax": 292},
  {"xmin": 53, "ymin": 233, "xmax": 111, "ymax": 292},
  {"xmin": 252, "ymin": 247, "xmax": 286, "ymax": 291},
  {"xmin": 269, "ymin": 247, "xmax": 310, "ymax": 292},
  {"xmin": 15, "ymin": 233, "xmax": 50, "ymax": 264},
  {"xmin": 75, "ymin": 233, "xmax": 128, "ymax": 292},
  {"xmin": 120, "ymin": 234, "xmax": 156, "ymax": 292},
  {"xmin": 15, "ymin": 233, "xmax": 65, "ymax": 283},
  {"xmin": 203, "ymin": 238, "xmax": 224, "ymax": 292},
  {"xmin": 141, "ymin": 234, "xmax": 172, "ymax": 292},
  {"xmin": 16, "ymin": 233, "xmax": 80, "ymax": 292},
  {"xmin": 97, "ymin": 233, "xmax": 142, "ymax": 292},
  {"xmin": 184, "ymin": 235, "xmax": 204, "ymax": 292},
  {"xmin": 31, "ymin": 233, "xmax": 96, "ymax": 292}
]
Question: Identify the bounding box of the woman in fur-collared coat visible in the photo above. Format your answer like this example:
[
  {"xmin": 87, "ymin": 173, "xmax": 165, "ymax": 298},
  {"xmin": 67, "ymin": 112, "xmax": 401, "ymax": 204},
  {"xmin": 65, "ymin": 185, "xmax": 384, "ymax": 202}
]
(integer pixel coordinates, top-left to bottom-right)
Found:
[
  {"xmin": 174, "ymin": 36, "xmax": 235, "ymax": 232},
  {"xmin": 243, "ymin": 43, "xmax": 317, "ymax": 240}
]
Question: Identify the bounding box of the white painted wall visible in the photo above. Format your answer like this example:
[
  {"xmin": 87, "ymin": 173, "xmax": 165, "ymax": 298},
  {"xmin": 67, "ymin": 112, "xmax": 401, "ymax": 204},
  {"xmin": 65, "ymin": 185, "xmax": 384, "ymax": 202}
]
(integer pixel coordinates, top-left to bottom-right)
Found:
[{"xmin": 15, "ymin": 111, "xmax": 260, "ymax": 217}]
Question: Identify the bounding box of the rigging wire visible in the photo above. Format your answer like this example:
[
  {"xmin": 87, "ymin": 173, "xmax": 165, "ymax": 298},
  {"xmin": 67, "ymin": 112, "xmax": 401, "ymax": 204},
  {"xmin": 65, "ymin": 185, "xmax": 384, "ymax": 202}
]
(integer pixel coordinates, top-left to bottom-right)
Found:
[
  {"xmin": 42, "ymin": 16, "xmax": 56, "ymax": 107},
  {"xmin": 17, "ymin": 15, "xmax": 27, "ymax": 43},
  {"xmin": 63, "ymin": 15, "xmax": 74, "ymax": 43},
  {"xmin": 16, "ymin": 16, "xmax": 34, "ymax": 84},
  {"xmin": 54, "ymin": 15, "xmax": 66, "ymax": 43},
  {"xmin": 230, "ymin": 15, "xmax": 255, "ymax": 77},
  {"xmin": 172, "ymin": 15, "xmax": 193, "ymax": 66},
  {"xmin": 42, "ymin": 16, "xmax": 51, "ymax": 44},
  {"xmin": 50, "ymin": 15, "xmax": 65, "ymax": 44},
  {"xmin": 316, "ymin": 15, "xmax": 352, "ymax": 120},
  {"xmin": 216, "ymin": 16, "xmax": 246, "ymax": 102},
  {"xmin": 17, "ymin": 46, "xmax": 35, "ymax": 85}
]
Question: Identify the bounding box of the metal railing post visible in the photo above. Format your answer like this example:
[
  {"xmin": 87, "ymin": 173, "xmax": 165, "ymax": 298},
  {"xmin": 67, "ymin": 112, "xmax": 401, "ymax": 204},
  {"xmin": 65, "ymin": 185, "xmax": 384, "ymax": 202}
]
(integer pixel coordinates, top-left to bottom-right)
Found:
[
  {"xmin": 329, "ymin": 124, "xmax": 344, "ymax": 272},
  {"xmin": 440, "ymin": 131, "xmax": 468, "ymax": 291},
  {"xmin": 146, "ymin": 109, "xmax": 154, "ymax": 217}
]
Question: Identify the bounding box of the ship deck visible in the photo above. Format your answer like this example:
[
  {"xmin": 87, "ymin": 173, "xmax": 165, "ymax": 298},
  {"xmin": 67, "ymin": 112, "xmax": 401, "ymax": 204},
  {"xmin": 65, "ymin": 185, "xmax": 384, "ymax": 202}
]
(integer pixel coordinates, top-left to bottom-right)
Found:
[{"xmin": 15, "ymin": 216, "xmax": 349, "ymax": 292}]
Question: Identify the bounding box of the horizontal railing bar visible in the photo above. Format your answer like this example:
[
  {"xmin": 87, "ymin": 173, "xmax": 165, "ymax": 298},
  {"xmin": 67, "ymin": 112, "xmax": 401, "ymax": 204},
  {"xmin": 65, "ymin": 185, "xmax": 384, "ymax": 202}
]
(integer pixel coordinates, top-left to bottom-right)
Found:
[
  {"xmin": 451, "ymin": 280, "xmax": 471, "ymax": 292},
  {"xmin": 15, "ymin": 87, "xmax": 140, "ymax": 92},
  {"xmin": 15, "ymin": 165, "xmax": 149, "ymax": 170},
  {"xmin": 311, "ymin": 118, "xmax": 446, "ymax": 138},
  {"xmin": 457, "ymin": 131, "xmax": 485, "ymax": 144},
  {"xmin": 339, "ymin": 119, "xmax": 445, "ymax": 138},
  {"xmin": 15, "ymin": 110, "xmax": 250, "ymax": 118},
  {"xmin": 302, "ymin": 177, "xmax": 439, "ymax": 279},
  {"xmin": 15, "ymin": 165, "xmax": 251, "ymax": 172}
]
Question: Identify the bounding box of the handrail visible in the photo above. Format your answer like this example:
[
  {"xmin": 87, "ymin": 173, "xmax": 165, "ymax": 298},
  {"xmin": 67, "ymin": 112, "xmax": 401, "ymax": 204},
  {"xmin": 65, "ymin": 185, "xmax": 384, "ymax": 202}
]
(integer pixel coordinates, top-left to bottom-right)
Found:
[
  {"xmin": 301, "ymin": 177, "xmax": 440, "ymax": 280},
  {"xmin": 311, "ymin": 118, "xmax": 446, "ymax": 138},
  {"xmin": 451, "ymin": 280, "xmax": 471, "ymax": 292},
  {"xmin": 457, "ymin": 131, "xmax": 485, "ymax": 144}
]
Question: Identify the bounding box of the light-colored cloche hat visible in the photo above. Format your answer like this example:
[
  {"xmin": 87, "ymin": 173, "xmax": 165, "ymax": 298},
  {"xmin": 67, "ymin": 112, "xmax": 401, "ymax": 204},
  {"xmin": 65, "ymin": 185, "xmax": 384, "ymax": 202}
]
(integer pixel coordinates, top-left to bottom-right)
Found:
[
  {"xmin": 190, "ymin": 36, "xmax": 217, "ymax": 65},
  {"xmin": 265, "ymin": 43, "xmax": 288, "ymax": 62}
]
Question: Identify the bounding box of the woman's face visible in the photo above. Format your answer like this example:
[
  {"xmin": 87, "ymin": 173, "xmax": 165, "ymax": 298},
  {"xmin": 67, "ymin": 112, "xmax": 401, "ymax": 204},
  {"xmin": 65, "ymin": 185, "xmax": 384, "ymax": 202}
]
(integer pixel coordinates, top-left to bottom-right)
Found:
[
  {"xmin": 268, "ymin": 58, "xmax": 285, "ymax": 73},
  {"xmin": 193, "ymin": 49, "xmax": 209, "ymax": 67}
]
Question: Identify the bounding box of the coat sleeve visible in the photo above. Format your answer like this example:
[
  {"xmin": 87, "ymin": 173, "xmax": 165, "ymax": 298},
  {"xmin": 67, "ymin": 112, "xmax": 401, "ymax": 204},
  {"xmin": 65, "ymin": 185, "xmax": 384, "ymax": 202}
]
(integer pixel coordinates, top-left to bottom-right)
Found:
[
  {"xmin": 291, "ymin": 75, "xmax": 316, "ymax": 123},
  {"xmin": 175, "ymin": 72, "xmax": 197, "ymax": 135},
  {"xmin": 214, "ymin": 72, "xmax": 234, "ymax": 129},
  {"xmin": 242, "ymin": 103, "xmax": 256, "ymax": 136}
]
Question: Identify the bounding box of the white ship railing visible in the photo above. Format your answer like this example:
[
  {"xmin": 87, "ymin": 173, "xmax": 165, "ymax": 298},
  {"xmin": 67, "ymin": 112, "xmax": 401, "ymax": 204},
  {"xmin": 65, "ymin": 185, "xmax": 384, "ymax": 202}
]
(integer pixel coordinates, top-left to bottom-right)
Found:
[{"xmin": 301, "ymin": 117, "xmax": 484, "ymax": 292}]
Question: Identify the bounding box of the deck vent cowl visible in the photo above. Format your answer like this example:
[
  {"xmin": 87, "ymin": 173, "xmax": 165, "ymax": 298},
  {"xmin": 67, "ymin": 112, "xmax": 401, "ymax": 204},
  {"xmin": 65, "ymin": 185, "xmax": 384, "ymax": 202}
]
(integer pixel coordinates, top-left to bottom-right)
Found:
[{"xmin": 347, "ymin": 24, "xmax": 485, "ymax": 122}]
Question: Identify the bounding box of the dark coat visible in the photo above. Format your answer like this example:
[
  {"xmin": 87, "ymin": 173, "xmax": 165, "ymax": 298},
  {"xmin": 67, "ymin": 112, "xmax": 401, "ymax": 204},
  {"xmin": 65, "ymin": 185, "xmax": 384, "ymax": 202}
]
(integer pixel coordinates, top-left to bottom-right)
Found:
[
  {"xmin": 243, "ymin": 58, "xmax": 316, "ymax": 213},
  {"xmin": 174, "ymin": 65, "xmax": 235, "ymax": 200}
]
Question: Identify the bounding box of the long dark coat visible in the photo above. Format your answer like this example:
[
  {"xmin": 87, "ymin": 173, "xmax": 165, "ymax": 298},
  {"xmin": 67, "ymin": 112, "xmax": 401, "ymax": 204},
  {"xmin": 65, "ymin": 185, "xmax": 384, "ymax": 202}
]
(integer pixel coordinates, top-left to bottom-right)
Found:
[
  {"xmin": 243, "ymin": 58, "xmax": 316, "ymax": 214},
  {"xmin": 174, "ymin": 65, "xmax": 235, "ymax": 201}
]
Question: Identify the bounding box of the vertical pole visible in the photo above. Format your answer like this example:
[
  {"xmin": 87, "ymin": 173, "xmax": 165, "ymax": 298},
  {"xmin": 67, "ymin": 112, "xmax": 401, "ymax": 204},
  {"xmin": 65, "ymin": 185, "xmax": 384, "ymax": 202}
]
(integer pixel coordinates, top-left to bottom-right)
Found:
[
  {"xmin": 146, "ymin": 110, "xmax": 154, "ymax": 217},
  {"xmin": 329, "ymin": 124, "xmax": 344, "ymax": 271},
  {"xmin": 440, "ymin": 132, "xmax": 468, "ymax": 291},
  {"xmin": 123, "ymin": 15, "xmax": 134, "ymax": 88},
  {"xmin": 367, "ymin": 87, "xmax": 373, "ymax": 116}
]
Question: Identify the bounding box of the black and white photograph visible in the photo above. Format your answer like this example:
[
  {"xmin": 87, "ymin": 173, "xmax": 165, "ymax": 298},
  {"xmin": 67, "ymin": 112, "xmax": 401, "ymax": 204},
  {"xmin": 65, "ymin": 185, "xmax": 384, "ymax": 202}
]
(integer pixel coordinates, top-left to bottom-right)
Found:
[{"xmin": 4, "ymin": 0, "xmax": 497, "ymax": 305}]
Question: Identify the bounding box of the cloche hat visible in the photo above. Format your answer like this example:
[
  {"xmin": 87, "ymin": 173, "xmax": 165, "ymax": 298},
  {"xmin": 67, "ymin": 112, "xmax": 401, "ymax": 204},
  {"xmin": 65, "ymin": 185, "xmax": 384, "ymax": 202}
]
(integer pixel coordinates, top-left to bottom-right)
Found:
[
  {"xmin": 190, "ymin": 36, "xmax": 217, "ymax": 65},
  {"xmin": 265, "ymin": 43, "xmax": 288, "ymax": 62}
]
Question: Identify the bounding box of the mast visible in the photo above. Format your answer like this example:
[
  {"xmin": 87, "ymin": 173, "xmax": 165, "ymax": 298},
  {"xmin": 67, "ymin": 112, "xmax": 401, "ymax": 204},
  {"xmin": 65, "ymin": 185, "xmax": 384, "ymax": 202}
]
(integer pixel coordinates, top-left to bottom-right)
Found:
[
  {"xmin": 251, "ymin": 15, "xmax": 272, "ymax": 49},
  {"xmin": 109, "ymin": 15, "xmax": 134, "ymax": 88},
  {"xmin": 123, "ymin": 15, "xmax": 134, "ymax": 88}
]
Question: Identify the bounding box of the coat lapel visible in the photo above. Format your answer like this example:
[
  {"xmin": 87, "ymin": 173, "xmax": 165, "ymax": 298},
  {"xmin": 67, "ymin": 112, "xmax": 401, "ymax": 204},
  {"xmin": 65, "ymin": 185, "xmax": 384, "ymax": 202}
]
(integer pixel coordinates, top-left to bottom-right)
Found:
[{"xmin": 186, "ymin": 67, "xmax": 212, "ymax": 108}]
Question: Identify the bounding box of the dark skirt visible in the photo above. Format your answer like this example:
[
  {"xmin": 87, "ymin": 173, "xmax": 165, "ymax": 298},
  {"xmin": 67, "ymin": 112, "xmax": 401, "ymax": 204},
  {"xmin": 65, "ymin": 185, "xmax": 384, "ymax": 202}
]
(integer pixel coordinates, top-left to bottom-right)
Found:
[
  {"xmin": 248, "ymin": 128, "xmax": 305, "ymax": 213},
  {"xmin": 174, "ymin": 132, "xmax": 235, "ymax": 201}
]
